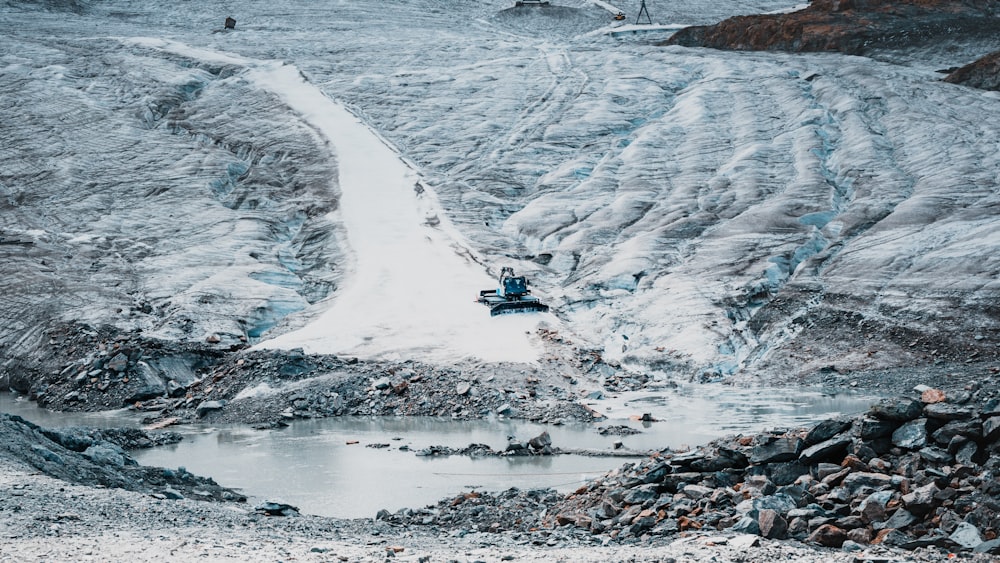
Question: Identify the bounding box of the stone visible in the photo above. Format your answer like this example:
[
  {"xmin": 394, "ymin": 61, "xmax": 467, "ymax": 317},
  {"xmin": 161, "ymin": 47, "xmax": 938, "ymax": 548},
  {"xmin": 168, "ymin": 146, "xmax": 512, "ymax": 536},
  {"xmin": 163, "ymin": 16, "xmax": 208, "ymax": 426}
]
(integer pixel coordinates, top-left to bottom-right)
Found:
[
  {"xmin": 799, "ymin": 436, "xmax": 852, "ymax": 464},
  {"xmin": 255, "ymin": 501, "xmax": 300, "ymax": 516},
  {"xmin": 857, "ymin": 417, "xmax": 897, "ymax": 440},
  {"xmin": 920, "ymin": 388, "xmax": 946, "ymax": 404},
  {"xmin": 623, "ymin": 484, "xmax": 659, "ymax": 505},
  {"xmin": 901, "ymin": 482, "xmax": 939, "ymax": 515},
  {"xmin": 974, "ymin": 538, "xmax": 1000, "ymax": 554},
  {"xmin": 983, "ymin": 398, "xmax": 1000, "ymax": 417},
  {"xmin": 195, "ymin": 400, "xmax": 226, "ymax": 417},
  {"xmin": 681, "ymin": 484, "xmax": 713, "ymax": 500},
  {"xmin": 805, "ymin": 419, "xmax": 851, "ymax": 445},
  {"xmin": 869, "ymin": 398, "xmax": 923, "ymax": 422},
  {"xmin": 373, "ymin": 377, "xmax": 391, "ymax": 390},
  {"xmin": 891, "ymin": 418, "xmax": 928, "ymax": 449},
  {"xmin": 932, "ymin": 419, "xmax": 982, "ymax": 445},
  {"xmin": 918, "ymin": 446, "xmax": 952, "ymax": 465},
  {"xmin": 955, "ymin": 441, "xmax": 978, "ymax": 466},
  {"xmin": 949, "ymin": 522, "xmax": 983, "ymax": 550},
  {"xmin": 924, "ymin": 402, "xmax": 973, "ymax": 421},
  {"xmin": 874, "ymin": 508, "xmax": 916, "ymax": 531},
  {"xmin": 455, "ymin": 382, "xmax": 471, "ymax": 396},
  {"xmin": 768, "ymin": 462, "xmax": 809, "ymax": 486},
  {"xmin": 82, "ymin": 444, "xmax": 125, "ymax": 468},
  {"xmin": 808, "ymin": 524, "xmax": 846, "ymax": 548},
  {"xmin": 842, "ymin": 472, "xmax": 894, "ymax": 492},
  {"xmin": 858, "ymin": 490, "xmax": 893, "ymax": 524},
  {"xmin": 758, "ymin": 508, "xmax": 788, "ymax": 539},
  {"xmin": 106, "ymin": 352, "xmax": 129, "ymax": 372},
  {"xmin": 983, "ymin": 415, "xmax": 1000, "ymax": 442},
  {"xmin": 528, "ymin": 431, "xmax": 551, "ymax": 451},
  {"xmin": 751, "ymin": 435, "xmax": 802, "ymax": 464},
  {"xmin": 730, "ymin": 515, "xmax": 760, "ymax": 535}
]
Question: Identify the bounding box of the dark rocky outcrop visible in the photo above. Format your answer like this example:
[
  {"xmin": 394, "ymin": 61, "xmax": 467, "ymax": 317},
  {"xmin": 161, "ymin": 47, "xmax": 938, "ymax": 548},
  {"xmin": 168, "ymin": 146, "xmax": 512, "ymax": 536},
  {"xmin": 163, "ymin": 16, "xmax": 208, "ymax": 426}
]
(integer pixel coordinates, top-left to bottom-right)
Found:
[
  {"xmin": 945, "ymin": 50, "xmax": 1000, "ymax": 91},
  {"xmin": 0, "ymin": 413, "xmax": 244, "ymax": 503},
  {"xmin": 664, "ymin": 0, "xmax": 1000, "ymax": 56}
]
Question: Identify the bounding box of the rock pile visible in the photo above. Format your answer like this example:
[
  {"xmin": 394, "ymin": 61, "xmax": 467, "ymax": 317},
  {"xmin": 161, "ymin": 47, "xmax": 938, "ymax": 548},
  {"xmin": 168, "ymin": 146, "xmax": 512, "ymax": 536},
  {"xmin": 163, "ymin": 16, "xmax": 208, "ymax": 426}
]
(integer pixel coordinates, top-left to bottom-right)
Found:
[
  {"xmin": 0, "ymin": 414, "xmax": 245, "ymax": 503},
  {"xmin": 543, "ymin": 387, "xmax": 1000, "ymax": 554}
]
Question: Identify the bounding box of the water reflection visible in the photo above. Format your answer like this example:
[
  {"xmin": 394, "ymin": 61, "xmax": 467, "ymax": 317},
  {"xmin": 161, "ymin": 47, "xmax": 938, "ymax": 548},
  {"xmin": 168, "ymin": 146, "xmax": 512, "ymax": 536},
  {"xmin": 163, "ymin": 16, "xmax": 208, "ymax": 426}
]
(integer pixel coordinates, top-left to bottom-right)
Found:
[{"xmin": 1, "ymin": 384, "xmax": 880, "ymax": 519}]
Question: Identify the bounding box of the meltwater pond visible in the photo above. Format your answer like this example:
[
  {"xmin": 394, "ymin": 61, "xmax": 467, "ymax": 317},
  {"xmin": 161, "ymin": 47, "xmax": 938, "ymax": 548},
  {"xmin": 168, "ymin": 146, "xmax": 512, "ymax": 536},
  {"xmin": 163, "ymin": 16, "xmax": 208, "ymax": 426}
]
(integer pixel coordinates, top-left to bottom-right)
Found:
[{"xmin": 2, "ymin": 385, "xmax": 880, "ymax": 519}]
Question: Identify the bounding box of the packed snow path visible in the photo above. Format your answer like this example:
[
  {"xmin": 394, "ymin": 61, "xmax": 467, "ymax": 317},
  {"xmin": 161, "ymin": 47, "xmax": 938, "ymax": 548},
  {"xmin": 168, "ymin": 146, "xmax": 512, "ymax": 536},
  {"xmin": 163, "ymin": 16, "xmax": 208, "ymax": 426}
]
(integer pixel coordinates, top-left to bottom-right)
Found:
[{"xmin": 137, "ymin": 39, "xmax": 549, "ymax": 363}]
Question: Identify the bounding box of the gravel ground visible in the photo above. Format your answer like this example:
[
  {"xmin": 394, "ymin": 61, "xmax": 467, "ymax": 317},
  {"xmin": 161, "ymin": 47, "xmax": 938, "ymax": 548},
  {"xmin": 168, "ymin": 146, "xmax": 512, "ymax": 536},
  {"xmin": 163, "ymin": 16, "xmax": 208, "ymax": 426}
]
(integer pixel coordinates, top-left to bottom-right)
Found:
[{"xmin": 1, "ymin": 458, "xmax": 951, "ymax": 563}]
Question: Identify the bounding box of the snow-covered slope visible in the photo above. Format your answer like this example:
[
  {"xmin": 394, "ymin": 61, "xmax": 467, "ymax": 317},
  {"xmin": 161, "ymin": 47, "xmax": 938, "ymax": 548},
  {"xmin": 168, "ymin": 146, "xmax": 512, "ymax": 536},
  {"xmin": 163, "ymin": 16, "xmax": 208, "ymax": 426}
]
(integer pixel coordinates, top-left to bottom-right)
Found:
[{"xmin": 2, "ymin": 0, "xmax": 999, "ymax": 377}]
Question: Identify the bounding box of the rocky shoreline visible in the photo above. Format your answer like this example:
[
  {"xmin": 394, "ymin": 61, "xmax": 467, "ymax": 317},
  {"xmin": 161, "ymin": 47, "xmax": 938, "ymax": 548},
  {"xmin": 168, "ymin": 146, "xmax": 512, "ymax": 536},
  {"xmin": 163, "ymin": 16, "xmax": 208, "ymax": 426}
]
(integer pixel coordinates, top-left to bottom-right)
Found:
[{"xmin": 4, "ymin": 368, "xmax": 1000, "ymax": 561}]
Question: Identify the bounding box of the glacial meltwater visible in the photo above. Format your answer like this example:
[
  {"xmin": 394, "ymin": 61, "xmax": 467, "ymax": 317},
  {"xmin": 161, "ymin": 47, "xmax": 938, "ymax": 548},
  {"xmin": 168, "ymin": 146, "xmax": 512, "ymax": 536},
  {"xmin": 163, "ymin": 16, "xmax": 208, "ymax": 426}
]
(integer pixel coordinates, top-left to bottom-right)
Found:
[{"xmin": 1, "ymin": 385, "xmax": 880, "ymax": 518}]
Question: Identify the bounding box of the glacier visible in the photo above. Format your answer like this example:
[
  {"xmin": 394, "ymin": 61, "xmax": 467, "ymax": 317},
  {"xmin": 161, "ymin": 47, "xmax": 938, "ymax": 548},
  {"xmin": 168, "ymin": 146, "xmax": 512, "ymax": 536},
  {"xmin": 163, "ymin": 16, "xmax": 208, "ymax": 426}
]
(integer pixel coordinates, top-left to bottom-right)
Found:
[{"xmin": 2, "ymin": 0, "xmax": 1000, "ymax": 382}]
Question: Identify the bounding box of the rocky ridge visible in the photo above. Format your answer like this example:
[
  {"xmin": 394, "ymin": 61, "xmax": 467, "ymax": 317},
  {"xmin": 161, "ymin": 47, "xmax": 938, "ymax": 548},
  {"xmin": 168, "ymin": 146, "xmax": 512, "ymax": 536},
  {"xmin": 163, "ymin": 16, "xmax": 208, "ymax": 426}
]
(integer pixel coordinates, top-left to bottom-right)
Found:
[{"xmin": 665, "ymin": 0, "xmax": 1000, "ymax": 55}]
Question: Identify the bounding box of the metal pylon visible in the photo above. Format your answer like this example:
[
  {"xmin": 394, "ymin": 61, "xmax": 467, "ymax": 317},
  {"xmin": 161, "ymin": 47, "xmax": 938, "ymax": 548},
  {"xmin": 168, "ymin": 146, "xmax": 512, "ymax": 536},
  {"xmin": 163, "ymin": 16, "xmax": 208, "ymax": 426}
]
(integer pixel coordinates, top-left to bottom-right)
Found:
[{"xmin": 635, "ymin": 0, "xmax": 651, "ymax": 25}]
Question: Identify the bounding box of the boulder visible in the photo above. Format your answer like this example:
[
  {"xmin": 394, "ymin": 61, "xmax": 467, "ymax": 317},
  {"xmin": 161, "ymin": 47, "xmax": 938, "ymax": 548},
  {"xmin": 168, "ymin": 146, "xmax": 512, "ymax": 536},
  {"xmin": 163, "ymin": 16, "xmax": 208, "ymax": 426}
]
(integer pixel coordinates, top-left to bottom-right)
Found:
[
  {"xmin": 983, "ymin": 416, "xmax": 1000, "ymax": 442},
  {"xmin": 195, "ymin": 400, "xmax": 226, "ymax": 417},
  {"xmin": 804, "ymin": 419, "xmax": 851, "ymax": 445},
  {"xmin": 892, "ymin": 418, "xmax": 928, "ymax": 449},
  {"xmin": 758, "ymin": 508, "xmax": 788, "ymax": 539},
  {"xmin": 870, "ymin": 398, "xmax": 922, "ymax": 422},
  {"xmin": 901, "ymin": 482, "xmax": 939, "ymax": 515},
  {"xmin": 949, "ymin": 522, "xmax": 983, "ymax": 550},
  {"xmin": 857, "ymin": 417, "xmax": 897, "ymax": 440},
  {"xmin": 808, "ymin": 523, "xmax": 846, "ymax": 548},
  {"xmin": 799, "ymin": 436, "xmax": 852, "ymax": 464},
  {"xmin": 751, "ymin": 435, "xmax": 802, "ymax": 464},
  {"xmin": 924, "ymin": 403, "xmax": 973, "ymax": 421}
]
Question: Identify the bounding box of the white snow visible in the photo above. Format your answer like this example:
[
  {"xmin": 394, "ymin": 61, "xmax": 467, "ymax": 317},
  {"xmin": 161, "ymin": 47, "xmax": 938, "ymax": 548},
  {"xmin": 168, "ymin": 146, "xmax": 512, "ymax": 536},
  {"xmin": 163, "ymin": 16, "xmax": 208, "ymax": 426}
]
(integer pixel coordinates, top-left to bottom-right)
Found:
[{"xmin": 3, "ymin": 0, "xmax": 1000, "ymax": 376}]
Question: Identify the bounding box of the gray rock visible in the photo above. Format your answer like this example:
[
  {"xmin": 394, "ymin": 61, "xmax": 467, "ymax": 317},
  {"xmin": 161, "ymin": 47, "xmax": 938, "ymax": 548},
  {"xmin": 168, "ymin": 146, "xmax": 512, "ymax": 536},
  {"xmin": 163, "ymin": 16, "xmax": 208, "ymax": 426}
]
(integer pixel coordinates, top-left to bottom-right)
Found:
[
  {"xmin": 758, "ymin": 508, "xmax": 788, "ymax": 539},
  {"xmin": 799, "ymin": 436, "xmax": 852, "ymax": 464},
  {"xmin": 804, "ymin": 419, "xmax": 851, "ymax": 445},
  {"xmin": 918, "ymin": 446, "xmax": 952, "ymax": 465},
  {"xmin": 870, "ymin": 398, "xmax": 923, "ymax": 421},
  {"xmin": 106, "ymin": 352, "xmax": 129, "ymax": 372},
  {"xmin": 751, "ymin": 435, "xmax": 802, "ymax": 464},
  {"xmin": 924, "ymin": 402, "xmax": 973, "ymax": 420},
  {"xmin": 983, "ymin": 415, "xmax": 1000, "ymax": 442},
  {"xmin": 892, "ymin": 418, "xmax": 928, "ymax": 449},
  {"xmin": 932, "ymin": 419, "xmax": 983, "ymax": 445},
  {"xmin": 82, "ymin": 444, "xmax": 125, "ymax": 468},
  {"xmin": 373, "ymin": 377, "xmax": 391, "ymax": 390},
  {"xmin": 983, "ymin": 398, "xmax": 1000, "ymax": 417},
  {"xmin": 730, "ymin": 515, "xmax": 760, "ymax": 535},
  {"xmin": 950, "ymin": 522, "xmax": 983, "ymax": 550},
  {"xmin": 955, "ymin": 441, "xmax": 978, "ymax": 466},
  {"xmin": 974, "ymin": 538, "xmax": 1000, "ymax": 554},
  {"xmin": 195, "ymin": 400, "xmax": 226, "ymax": 417},
  {"xmin": 623, "ymin": 484, "xmax": 659, "ymax": 504},
  {"xmin": 902, "ymin": 482, "xmax": 939, "ymax": 515},
  {"xmin": 856, "ymin": 417, "xmax": 897, "ymax": 440},
  {"xmin": 455, "ymin": 382, "xmax": 471, "ymax": 396},
  {"xmin": 874, "ymin": 508, "xmax": 916, "ymax": 531},
  {"xmin": 842, "ymin": 472, "xmax": 894, "ymax": 492},
  {"xmin": 681, "ymin": 484, "xmax": 713, "ymax": 500}
]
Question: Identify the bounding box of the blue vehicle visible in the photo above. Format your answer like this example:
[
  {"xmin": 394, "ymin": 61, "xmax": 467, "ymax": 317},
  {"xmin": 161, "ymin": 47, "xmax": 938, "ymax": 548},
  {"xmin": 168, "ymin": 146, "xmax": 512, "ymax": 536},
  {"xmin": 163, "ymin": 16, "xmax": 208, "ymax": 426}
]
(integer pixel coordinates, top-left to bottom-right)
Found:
[{"xmin": 477, "ymin": 267, "xmax": 550, "ymax": 316}]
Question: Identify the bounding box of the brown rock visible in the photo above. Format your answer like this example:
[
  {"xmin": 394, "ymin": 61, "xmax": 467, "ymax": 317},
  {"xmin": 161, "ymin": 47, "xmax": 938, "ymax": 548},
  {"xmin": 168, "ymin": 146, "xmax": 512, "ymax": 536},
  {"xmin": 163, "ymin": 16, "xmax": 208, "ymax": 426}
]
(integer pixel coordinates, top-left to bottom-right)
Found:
[
  {"xmin": 921, "ymin": 388, "xmax": 946, "ymax": 404},
  {"xmin": 808, "ymin": 523, "xmax": 847, "ymax": 547},
  {"xmin": 758, "ymin": 509, "xmax": 789, "ymax": 539}
]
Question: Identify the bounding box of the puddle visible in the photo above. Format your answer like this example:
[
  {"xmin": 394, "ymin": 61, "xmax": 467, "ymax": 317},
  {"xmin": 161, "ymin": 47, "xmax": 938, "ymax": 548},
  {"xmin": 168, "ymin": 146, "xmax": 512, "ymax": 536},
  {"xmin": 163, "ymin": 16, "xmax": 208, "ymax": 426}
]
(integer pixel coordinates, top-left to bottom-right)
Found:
[{"xmin": 1, "ymin": 385, "xmax": 879, "ymax": 518}]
